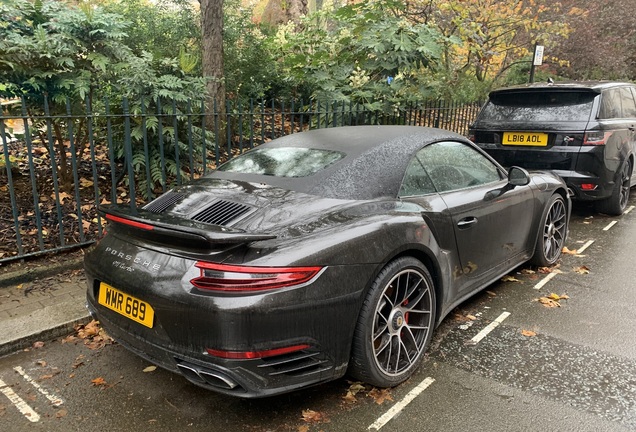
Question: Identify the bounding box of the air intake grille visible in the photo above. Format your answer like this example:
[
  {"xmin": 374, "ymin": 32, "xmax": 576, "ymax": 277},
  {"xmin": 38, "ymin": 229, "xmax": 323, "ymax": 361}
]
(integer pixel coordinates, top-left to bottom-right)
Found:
[
  {"xmin": 143, "ymin": 191, "xmax": 185, "ymax": 213},
  {"xmin": 191, "ymin": 200, "xmax": 254, "ymax": 226}
]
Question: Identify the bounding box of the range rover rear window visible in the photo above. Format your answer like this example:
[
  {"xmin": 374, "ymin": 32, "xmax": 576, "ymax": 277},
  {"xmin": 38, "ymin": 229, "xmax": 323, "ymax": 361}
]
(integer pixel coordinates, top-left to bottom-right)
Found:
[{"xmin": 482, "ymin": 91, "xmax": 596, "ymax": 122}]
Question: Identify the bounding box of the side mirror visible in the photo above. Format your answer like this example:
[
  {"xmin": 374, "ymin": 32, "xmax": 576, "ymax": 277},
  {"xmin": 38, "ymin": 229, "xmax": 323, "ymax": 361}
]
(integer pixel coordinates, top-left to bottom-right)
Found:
[{"xmin": 508, "ymin": 166, "xmax": 530, "ymax": 187}]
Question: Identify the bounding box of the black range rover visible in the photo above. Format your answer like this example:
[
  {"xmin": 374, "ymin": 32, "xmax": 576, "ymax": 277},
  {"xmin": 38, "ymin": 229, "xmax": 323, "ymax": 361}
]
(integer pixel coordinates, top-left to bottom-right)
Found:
[{"xmin": 469, "ymin": 81, "xmax": 636, "ymax": 215}]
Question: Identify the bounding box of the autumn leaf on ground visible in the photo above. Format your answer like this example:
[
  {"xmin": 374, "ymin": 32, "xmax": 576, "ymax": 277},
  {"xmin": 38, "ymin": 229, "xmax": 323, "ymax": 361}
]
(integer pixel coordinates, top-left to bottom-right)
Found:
[
  {"xmin": 76, "ymin": 320, "xmax": 100, "ymax": 339},
  {"xmin": 57, "ymin": 192, "xmax": 72, "ymax": 204},
  {"xmin": 562, "ymin": 246, "xmax": 578, "ymax": 255},
  {"xmin": 297, "ymin": 426, "xmax": 310, "ymax": 432},
  {"xmin": 301, "ymin": 409, "xmax": 325, "ymax": 423},
  {"xmin": 537, "ymin": 297, "xmax": 561, "ymax": 307},
  {"xmin": 466, "ymin": 314, "xmax": 477, "ymax": 321},
  {"xmin": 343, "ymin": 382, "xmax": 366, "ymax": 403},
  {"xmin": 547, "ymin": 293, "xmax": 569, "ymax": 301},
  {"xmin": 143, "ymin": 366, "xmax": 157, "ymax": 373},
  {"xmin": 91, "ymin": 377, "xmax": 107, "ymax": 386},
  {"xmin": 368, "ymin": 388, "xmax": 393, "ymax": 405},
  {"xmin": 501, "ymin": 275, "xmax": 521, "ymax": 283},
  {"xmin": 32, "ymin": 341, "xmax": 44, "ymax": 349},
  {"xmin": 55, "ymin": 409, "xmax": 67, "ymax": 418},
  {"xmin": 486, "ymin": 291, "xmax": 497, "ymax": 296},
  {"xmin": 521, "ymin": 330, "xmax": 537, "ymax": 337},
  {"xmin": 520, "ymin": 268, "xmax": 536, "ymax": 275},
  {"xmin": 574, "ymin": 265, "xmax": 590, "ymax": 274},
  {"xmin": 36, "ymin": 360, "xmax": 47, "ymax": 367}
]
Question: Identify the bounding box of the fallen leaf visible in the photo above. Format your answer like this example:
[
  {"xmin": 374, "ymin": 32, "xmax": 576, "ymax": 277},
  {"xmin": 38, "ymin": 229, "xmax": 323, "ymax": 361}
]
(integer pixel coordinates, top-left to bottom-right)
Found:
[
  {"xmin": 520, "ymin": 268, "xmax": 536, "ymax": 274},
  {"xmin": 547, "ymin": 293, "xmax": 561, "ymax": 301},
  {"xmin": 143, "ymin": 366, "xmax": 157, "ymax": 373},
  {"xmin": 562, "ymin": 246, "xmax": 578, "ymax": 255},
  {"xmin": 521, "ymin": 330, "xmax": 537, "ymax": 337},
  {"xmin": 301, "ymin": 409, "xmax": 325, "ymax": 423},
  {"xmin": 297, "ymin": 426, "xmax": 310, "ymax": 432},
  {"xmin": 91, "ymin": 377, "xmax": 107, "ymax": 387},
  {"xmin": 501, "ymin": 275, "xmax": 520, "ymax": 283},
  {"xmin": 466, "ymin": 314, "xmax": 477, "ymax": 321},
  {"xmin": 368, "ymin": 388, "xmax": 393, "ymax": 405},
  {"xmin": 574, "ymin": 266, "xmax": 590, "ymax": 274},
  {"xmin": 486, "ymin": 291, "xmax": 497, "ymax": 296},
  {"xmin": 36, "ymin": 360, "xmax": 47, "ymax": 367},
  {"xmin": 55, "ymin": 409, "xmax": 67, "ymax": 418},
  {"xmin": 32, "ymin": 341, "xmax": 45, "ymax": 349},
  {"xmin": 537, "ymin": 297, "xmax": 561, "ymax": 308}
]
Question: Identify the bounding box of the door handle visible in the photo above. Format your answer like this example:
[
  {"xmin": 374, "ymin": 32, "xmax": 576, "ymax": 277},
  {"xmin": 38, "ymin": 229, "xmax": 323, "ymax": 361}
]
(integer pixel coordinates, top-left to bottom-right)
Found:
[{"xmin": 457, "ymin": 217, "xmax": 478, "ymax": 229}]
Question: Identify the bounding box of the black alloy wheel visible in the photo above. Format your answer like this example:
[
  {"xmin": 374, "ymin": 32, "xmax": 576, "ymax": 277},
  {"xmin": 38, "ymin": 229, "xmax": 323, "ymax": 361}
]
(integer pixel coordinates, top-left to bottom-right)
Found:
[
  {"xmin": 531, "ymin": 194, "xmax": 567, "ymax": 267},
  {"xmin": 597, "ymin": 161, "xmax": 632, "ymax": 216},
  {"xmin": 349, "ymin": 257, "xmax": 436, "ymax": 387}
]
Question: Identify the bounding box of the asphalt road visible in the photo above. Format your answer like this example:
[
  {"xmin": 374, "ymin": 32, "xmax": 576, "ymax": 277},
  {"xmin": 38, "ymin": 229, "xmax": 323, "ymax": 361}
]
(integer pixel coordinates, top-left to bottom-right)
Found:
[{"xmin": 1, "ymin": 199, "xmax": 636, "ymax": 431}]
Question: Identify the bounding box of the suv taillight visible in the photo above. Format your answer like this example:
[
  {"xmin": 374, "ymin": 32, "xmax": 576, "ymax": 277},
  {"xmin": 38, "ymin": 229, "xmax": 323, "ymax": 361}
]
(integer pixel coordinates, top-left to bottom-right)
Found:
[{"xmin": 583, "ymin": 131, "xmax": 613, "ymax": 146}]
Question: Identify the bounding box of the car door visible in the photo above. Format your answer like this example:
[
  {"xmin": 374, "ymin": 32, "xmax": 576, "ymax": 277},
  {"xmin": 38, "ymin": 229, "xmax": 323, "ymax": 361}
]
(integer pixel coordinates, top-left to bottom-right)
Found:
[{"xmin": 401, "ymin": 141, "xmax": 536, "ymax": 294}]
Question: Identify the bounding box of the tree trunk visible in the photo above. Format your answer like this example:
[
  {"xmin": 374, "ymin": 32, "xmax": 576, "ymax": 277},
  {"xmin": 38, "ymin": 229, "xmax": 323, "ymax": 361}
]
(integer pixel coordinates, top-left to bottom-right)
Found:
[{"xmin": 200, "ymin": 0, "xmax": 226, "ymax": 146}]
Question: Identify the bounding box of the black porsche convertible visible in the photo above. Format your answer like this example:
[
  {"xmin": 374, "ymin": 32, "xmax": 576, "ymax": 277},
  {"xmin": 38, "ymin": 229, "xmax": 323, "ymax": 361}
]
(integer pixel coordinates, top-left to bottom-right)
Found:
[{"xmin": 84, "ymin": 126, "xmax": 569, "ymax": 397}]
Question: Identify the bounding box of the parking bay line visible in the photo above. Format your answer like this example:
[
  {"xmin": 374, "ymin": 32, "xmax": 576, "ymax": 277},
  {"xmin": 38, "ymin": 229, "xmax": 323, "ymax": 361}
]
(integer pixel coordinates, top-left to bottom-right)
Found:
[
  {"xmin": 368, "ymin": 377, "xmax": 435, "ymax": 430},
  {"xmin": 576, "ymin": 240, "xmax": 594, "ymax": 254},
  {"xmin": 625, "ymin": 205, "xmax": 635, "ymax": 214},
  {"xmin": 533, "ymin": 272, "xmax": 558, "ymax": 290},
  {"xmin": 0, "ymin": 377, "xmax": 40, "ymax": 422},
  {"xmin": 14, "ymin": 366, "xmax": 64, "ymax": 407},
  {"xmin": 470, "ymin": 311, "xmax": 511, "ymax": 344},
  {"xmin": 603, "ymin": 221, "xmax": 618, "ymax": 231}
]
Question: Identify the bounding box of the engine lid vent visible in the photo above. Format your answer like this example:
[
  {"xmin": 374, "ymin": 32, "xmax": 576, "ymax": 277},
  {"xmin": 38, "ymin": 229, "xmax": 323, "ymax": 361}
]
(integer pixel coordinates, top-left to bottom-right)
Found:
[
  {"xmin": 143, "ymin": 191, "xmax": 185, "ymax": 213},
  {"xmin": 191, "ymin": 200, "xmax": 254, "ymax": 226}
]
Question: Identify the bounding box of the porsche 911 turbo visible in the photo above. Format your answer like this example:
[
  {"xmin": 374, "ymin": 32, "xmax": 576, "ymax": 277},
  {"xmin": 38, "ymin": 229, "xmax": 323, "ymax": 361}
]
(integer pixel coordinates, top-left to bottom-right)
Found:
[{"xmin": 84, "ymin": 126, "xmax": 569, "ymax": 398}]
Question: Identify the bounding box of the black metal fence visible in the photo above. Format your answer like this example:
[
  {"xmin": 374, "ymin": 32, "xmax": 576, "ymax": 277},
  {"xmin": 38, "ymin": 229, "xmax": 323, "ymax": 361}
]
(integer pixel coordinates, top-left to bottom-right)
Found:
[{"xmin": 0, "ymin": 96, "xmax": 482, "ymax": 262}]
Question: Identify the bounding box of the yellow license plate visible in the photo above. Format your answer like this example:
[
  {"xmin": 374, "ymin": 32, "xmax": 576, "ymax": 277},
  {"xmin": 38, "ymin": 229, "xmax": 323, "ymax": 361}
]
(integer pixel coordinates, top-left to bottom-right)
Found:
[
  {"xmin": 502, "ymin": 132, "xmax": 548, "ymax": 146},
  {"xmin": 98, "ymin": 282, "xmax": 155, "ymax": 328}
]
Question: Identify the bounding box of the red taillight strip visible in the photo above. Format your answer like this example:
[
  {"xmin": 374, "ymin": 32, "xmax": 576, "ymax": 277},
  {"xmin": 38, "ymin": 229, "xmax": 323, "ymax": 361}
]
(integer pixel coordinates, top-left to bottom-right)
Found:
[
  {"xmin": 205, "ymin": 344, "xmax": 311, "ymax": 359},
  {"xmin": 105, "ymin": 214, "xmax": 154, "ymax": 231},
  {"xmin": 191, "ymin": 262, "xmax": 323, "ymax": 292}
]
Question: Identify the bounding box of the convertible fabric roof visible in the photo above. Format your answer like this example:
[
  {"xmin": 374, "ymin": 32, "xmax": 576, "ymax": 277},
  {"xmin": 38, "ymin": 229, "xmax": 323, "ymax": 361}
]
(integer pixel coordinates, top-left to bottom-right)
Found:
[{"xmin": 208, "ymin": 126, "xmax": 472, "ymax": 200}]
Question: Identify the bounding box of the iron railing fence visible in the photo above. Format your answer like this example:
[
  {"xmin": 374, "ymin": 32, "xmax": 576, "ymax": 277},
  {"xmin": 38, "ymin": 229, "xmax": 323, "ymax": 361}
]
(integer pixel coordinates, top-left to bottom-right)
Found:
[{"xmin": 0, "ymin": 96, "xmax": 482, "ymax": 262}]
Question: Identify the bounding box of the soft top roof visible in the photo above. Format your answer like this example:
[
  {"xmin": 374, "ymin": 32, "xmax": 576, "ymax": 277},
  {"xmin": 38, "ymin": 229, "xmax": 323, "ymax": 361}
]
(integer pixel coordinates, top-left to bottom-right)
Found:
[{"xmin": 207, "ymin": 126, "xmax": 472, "ymax": 200}]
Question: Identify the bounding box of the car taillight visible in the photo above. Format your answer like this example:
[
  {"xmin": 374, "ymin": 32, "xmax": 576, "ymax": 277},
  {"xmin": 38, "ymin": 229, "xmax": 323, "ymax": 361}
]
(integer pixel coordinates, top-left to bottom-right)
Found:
[
  {"xmin": 583, "ymin": 131, "xmax": 613, "ymax": 145},
  {"xmin": 191, "ymin": 262, "xmax": 323, "ymax": 292},
  {"xmin": 104, "ymin": 214, "xmax": 154, "ymax": 230},
  {"xmin": 205, "ymin": 344, "xmax": 311, "ymax": 359}
]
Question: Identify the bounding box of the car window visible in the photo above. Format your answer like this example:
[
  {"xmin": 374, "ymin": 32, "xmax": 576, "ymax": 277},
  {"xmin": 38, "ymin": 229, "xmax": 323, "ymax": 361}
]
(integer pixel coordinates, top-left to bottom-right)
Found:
[
  {"xmin": 482, "ymin": 91, "xmax": 595, "ymax": 122},
  {"xmin": 216, "ymin": 147, "xmax": 345, "ymax": 177},
  {"xmin": 619, "ymin": 87, "xmax": 636, "ymax": 118},
  {"xmin": 599, "ymin": 89, "xmax": 622, "ymax": 119},
  {"xmin": 399, "ymin": 141, "xmax": 502, "ymax": 196}
]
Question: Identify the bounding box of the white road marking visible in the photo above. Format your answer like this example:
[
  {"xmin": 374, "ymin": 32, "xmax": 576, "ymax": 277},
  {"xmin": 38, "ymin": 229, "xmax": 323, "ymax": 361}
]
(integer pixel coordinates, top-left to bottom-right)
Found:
[
  {"xmin": 534, "ymin": 272, "xmax": 558, "ymax": 290},
  {"xmin": 14, "ymin": 366, "xmax": 64, "ymax": 407},
  {"xmin": 603, "ymin": 221, "xmax": 618, "ymax": 231},
  {"xmin": 576, "ymin": 240, "xmax": 594, "ymax": 254},
  {"xmin": 368, "ymin": 377, "xmax": 435, "ymax": 430},
  {"xmin": 625, "ymin": 205, "xmax": 634, "ymax": 214},
  {"xmin": 470, "ymin": 312, "xmax": 511, "ymax": 344},
  {"xmin": 0, "ymin": 378, "xmax": 40, "ymax": 422}
]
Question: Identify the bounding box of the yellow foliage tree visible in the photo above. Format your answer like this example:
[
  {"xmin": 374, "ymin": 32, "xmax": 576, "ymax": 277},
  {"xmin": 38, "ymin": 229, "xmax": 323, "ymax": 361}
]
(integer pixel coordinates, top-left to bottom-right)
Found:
[{"xmin": 411, "ymin": 0, "xmax": 584, "ymax": 82}]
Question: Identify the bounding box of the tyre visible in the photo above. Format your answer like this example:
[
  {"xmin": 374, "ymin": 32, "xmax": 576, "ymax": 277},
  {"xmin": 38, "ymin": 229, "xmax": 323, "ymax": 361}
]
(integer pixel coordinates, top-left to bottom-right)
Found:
[
  {"xmin": 349, "ymin": 257, "xmax": 436, "ymax": 388},
  {"xmin": 530, "ymin": 194, "xmax": 567, "ymax": 267},
  {"xmin": 596, "ymin": 161, "xmax": 631, "ymax": 216}
]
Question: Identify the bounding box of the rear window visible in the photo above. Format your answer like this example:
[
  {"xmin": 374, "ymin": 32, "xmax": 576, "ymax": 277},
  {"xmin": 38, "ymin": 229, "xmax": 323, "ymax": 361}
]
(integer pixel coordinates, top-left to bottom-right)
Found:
[
  {"xmin": 217, "ymin": 147, "xmax": 345, "ymax": 177},
  {"xmin": 481, "ymin": 91, "xmax": 596, "ymax": 122}
]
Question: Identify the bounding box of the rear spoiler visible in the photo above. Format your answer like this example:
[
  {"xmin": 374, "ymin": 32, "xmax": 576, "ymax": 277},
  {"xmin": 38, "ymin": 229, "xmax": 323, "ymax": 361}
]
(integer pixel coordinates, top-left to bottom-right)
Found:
[{"xmin": 99, "ymin": 205, "xmax": 276, "ymax": 247}]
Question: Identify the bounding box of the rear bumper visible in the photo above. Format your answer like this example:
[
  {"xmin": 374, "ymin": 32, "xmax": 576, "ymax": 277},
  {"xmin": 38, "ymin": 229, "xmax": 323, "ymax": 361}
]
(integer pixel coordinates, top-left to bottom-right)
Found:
[
  {"xmin": 478, "ymin": 145, "xmax": 613, "ymax": 201},
  {"xmin": 84, "ymin": 257, "xmax": 370, "ymax": 397}
]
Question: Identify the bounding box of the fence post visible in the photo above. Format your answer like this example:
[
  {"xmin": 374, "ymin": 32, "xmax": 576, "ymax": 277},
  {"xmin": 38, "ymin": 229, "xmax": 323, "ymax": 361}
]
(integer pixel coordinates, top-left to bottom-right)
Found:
[{"xmin": 123, "ymin": 97, "xmax": 137, "ymax": 211}]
